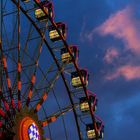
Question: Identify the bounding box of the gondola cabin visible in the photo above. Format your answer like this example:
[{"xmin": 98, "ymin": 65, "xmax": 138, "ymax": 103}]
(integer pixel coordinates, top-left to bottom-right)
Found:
[
  {"xmin": 71, "ymin": 69, "xmax": 88, "ymax": 88},
  {"xmin": 48, "ymin": 22, "xmax": 66, "ymax": 42},
  {"xmin": 86, "ymin": 122, "xmax": 104, "ymax": 139},
  {"xmin": 35, "ymin": 1, "xmax": 54, "ymax": 22},
  {"xmin": 61, "ymin": 46, "xmax": 78, "ymax": 64},
  {"xmin": 80, "ymin": 95, "xmax": 97, "ymax": 113}
]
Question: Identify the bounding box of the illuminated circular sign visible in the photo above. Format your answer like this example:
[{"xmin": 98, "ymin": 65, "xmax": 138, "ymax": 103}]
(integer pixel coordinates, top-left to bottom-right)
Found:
[
  {"xmin": 28, "ymin": 123, "xmax": 40, "ymax": 140},
  {"xmin": 19, "ymin": 117, "xmax": 40, "ymax": 140}
]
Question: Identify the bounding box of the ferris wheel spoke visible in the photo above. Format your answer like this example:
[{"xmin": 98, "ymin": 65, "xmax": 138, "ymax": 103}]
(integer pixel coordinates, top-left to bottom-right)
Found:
[
  {"xmin": 17, "ymin": 0, "xmax": 21, "ymax": 111},
  {"xmin": 0, "ymin": 97, "xmax": 10, "ymax": 115},
  {"xmin": 0, "ymin": 89, "xmax": 11, "ymax": 115},
  {"xmin": 34, "ymin": 91, "xmax": 47, "ymax": 113},
  {"xmin": 41, "ymin": 104, "xmax": 79, "ymax": 127},
  {"xmin": 0, "ymin": 108, "xmax": 7, "ymax": 119},
  {"xmin": 26, "ymin": 72, "xmax": 36, "ymax": 106},
  {"xmin": 0, "ymin": 41, "xmax": 15, "ymax": 111}
]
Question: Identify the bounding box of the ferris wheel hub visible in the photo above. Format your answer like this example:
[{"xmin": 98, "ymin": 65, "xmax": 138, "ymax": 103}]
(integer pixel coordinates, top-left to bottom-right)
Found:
[{"xmin": 12, "ymin": 107, "xmax": 44, "ymax": 140}]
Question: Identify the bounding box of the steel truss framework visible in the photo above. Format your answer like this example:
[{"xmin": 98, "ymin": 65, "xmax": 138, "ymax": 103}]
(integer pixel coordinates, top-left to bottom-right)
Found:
[{"xmin": 0, "ymin": 0, "xmax": 104, "ymax": 140}]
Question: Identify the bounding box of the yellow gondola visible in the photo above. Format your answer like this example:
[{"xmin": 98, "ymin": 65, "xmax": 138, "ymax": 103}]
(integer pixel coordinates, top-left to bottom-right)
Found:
[
  {"xmin": 71, "ymin": 69, "xmax": 88, "ymax": 88},
  {"xmin": 35, "ymin": 1, "xmax": 54, "ymax": 22},
  {"xmin": 86, "ymin": 122, "xmax": 104, "ymax": 139},
  {"xmin": 80, "ymin": 94, "xmax": 97, "ymax": 113},
  {"xmin": 48, "ymin": 22, "xmax": 66, "ymax": 42},
  {"xmin": 61, "ymin": 46, "xmax": 78, "ymax": 64}
]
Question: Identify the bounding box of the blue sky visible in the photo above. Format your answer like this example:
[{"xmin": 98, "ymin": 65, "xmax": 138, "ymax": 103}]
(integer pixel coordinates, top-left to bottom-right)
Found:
[
  {"xmin": 53, "ymin": 0, "xmax": 140, "ymax": 140},
  {"xmin": 2, "ymin": 0, "xmax": 140, "ymax": 139}
]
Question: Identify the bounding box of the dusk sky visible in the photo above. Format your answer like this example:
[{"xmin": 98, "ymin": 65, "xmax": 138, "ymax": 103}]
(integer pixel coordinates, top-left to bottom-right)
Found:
[
  {"xmin": 1, "ymin": 0, "xmax": 140, "ymax": 140},
  {"xmin": 53, "ymin": 0, "xmax": 140, "ymax": 140}
]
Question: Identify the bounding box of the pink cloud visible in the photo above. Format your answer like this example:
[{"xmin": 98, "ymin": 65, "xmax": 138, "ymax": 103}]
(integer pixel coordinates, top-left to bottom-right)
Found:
[
  {"xmin": 94, "ymin": 6, "xmax": 140, "ymax": 54},
  {"xmin": 106, "ymin": 65, "xmax": 140, "ymax": 80},
  {"xmin": 104, "ymin": 48, "xmax": 119, "ymax": 64}
]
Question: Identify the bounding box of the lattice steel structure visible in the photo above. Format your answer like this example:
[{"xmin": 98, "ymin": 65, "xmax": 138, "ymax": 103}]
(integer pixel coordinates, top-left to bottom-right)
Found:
[{"xmin": 0, "ymin": 0, "xmax": 104, "ymax": 140}]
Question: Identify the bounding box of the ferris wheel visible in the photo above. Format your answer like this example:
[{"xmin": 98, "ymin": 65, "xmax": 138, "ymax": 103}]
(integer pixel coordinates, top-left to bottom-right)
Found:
[{"xmin": 0, "ymin": 0, "xmax": 104, "ymax": 140}]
